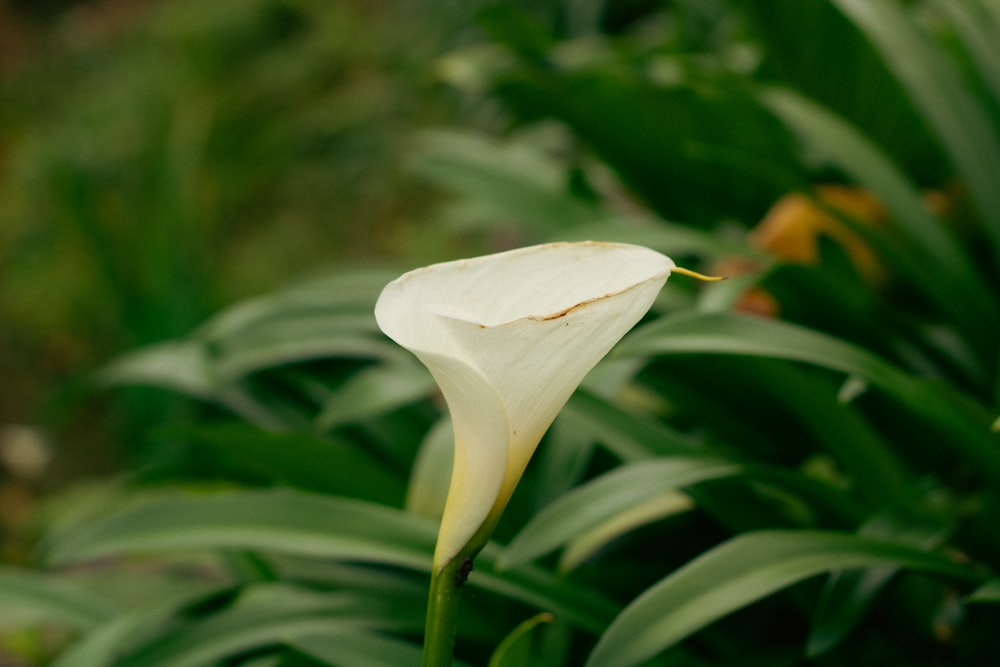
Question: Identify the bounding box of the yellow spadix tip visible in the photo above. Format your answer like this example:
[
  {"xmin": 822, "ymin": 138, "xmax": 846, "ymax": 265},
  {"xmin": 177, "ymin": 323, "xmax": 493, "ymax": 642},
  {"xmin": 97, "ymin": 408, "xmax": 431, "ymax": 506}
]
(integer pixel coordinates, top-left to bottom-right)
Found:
[{"xmin": 671, "ymin": 266, "xmax": 727, "ymax": 282}]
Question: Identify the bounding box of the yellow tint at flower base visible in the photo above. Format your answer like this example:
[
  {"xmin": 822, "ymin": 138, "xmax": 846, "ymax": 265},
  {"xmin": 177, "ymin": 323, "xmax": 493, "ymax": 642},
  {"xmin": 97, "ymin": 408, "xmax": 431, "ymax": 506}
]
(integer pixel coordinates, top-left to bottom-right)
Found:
[{"xmin": 374, "ymin": 241, "xmax": 718, "ymax": 667}]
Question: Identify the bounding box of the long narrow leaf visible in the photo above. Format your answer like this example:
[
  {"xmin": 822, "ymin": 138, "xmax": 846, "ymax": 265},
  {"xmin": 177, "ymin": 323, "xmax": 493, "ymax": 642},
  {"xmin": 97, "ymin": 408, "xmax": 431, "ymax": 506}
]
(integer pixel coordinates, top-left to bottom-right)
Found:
[
  {"xmin": 0, "ymin": 567, "xmax": 114, "ymax": 630},
  {"xmin": 291, "ymin": 630, "xmax": 469, "ymax": 667},
  {"xmin": 806, "ymin": 512, "xmax": 950, "ymax": 657},
  {"xmin": 934, "ymin": 0, "xmax": 1000, "ymax": 113},
  {"xmin": 114, "ymin": 585, "xmax": 395, "ymax": 667},
  {"xmin": 498, "ymin": 457, "xmax": 742, "ymax": 569},
  {"xmin": 42, "ymin": 489, "xmax": 619, "ymax": 634},
  {"xmin": 44, "ymin": 490, "xmax": 438, "ymax": 571},
  {"xmin": 833, "ymin": 0, "xmax": 1000, "ymax": 260},
  {"xmin": 585, "ymin": 530, "xmax": 981, "ymax": 667},
  {"xmin": 620, "ymin": 311, "xmax": 1000, "ymax": 486},
  {"xmin": 760, "ymin": 86, "xmax": 998, "ymax": 345},
  {"xmin": 50, "ymin": 584, "xmax": 235, "ymax": 667}
]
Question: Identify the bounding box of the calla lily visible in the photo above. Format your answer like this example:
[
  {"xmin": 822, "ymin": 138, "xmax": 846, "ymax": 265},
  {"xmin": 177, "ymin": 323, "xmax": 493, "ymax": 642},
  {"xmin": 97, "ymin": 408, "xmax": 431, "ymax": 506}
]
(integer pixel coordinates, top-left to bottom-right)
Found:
[{"xmin": 375, "ymin": 241, "xmax": 676, "ymax": 571}]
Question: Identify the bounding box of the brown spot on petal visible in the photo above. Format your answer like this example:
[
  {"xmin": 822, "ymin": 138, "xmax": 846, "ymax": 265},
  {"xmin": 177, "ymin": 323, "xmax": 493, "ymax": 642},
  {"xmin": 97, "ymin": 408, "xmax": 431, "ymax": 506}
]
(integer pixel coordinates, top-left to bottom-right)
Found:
[{"xmin": 533, "ymin": 292, "xmax": 615, "ymax": 321}]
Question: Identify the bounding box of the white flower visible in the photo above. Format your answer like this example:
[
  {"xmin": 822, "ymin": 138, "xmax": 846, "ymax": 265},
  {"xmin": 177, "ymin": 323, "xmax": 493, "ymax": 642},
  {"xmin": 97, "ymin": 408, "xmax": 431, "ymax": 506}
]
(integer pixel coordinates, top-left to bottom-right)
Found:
[{"xmin": 375, "ymin": 242, "xmax": 675, "ymax": 570}]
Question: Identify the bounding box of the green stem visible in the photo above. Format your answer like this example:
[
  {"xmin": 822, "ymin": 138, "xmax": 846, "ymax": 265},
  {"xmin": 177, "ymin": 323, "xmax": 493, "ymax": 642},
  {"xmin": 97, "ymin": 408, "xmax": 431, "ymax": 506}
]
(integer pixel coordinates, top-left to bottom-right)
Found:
[
  {"xmin": 422, "ymin": 508, "xmax": 506, "ymax": 667},
  {"xmin": 422, "ymin": 554, "xmax": 472, "ymax": 667}
]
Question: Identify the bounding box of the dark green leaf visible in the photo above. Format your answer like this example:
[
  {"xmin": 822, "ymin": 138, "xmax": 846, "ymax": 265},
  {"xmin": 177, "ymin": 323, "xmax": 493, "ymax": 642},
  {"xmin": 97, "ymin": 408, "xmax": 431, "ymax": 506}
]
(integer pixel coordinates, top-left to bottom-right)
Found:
[
  {"xmin": 586, "ymin": 530, "xmax": 981, "ymax": 667},
  {"xmin": 833, "ymin": 0, "xmax": 1000, "ymax": 259},
  {"xmin": 620, "ymin": 311, "xmax": 1000, "ymax": 486}
]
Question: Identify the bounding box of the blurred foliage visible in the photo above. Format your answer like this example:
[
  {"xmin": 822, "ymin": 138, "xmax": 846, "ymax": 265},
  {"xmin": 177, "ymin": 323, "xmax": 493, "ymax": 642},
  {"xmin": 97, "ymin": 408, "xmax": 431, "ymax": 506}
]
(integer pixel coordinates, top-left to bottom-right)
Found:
[
  {"xmin": 3, "ymin": 0, "xmax": 1000, "ymax": 666},
  {"xmin": 0, "ymin": 0, "xmax": 477, "ymax": 475}
]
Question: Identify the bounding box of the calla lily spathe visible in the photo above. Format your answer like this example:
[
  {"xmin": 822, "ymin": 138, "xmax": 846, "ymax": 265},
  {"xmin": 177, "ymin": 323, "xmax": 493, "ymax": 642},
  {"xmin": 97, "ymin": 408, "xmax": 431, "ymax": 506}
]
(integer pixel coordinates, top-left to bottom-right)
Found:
[{"xmin": 375, "ymin": 241, "xmax": 675, "ymax": 570}]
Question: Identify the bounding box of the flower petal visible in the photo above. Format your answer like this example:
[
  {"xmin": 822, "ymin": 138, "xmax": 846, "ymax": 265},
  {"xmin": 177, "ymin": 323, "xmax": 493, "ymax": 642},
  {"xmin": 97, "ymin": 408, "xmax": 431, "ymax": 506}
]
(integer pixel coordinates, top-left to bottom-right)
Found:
[
  {"xmin": 375, "ymin": 242, "xmax": 675, "ymax": 569},
  {"xmin": 411, "ymin": 351, "xmax": 510, "ymax": 569},
  {"xmin": 435, "ymin": 272, "xmax": 670, "ymax": 503}
]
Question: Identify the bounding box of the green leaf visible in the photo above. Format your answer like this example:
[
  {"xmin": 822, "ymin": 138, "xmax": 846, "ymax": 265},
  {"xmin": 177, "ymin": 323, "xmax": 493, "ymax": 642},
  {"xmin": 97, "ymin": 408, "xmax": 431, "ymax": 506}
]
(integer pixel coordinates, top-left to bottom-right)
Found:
[
  {"xmin": 743, "ymin": 361, "xmax": 911, "ymax": 508},
  {"xmin": 555, "ymin": 219, "xmax": 763, "ymax": 261},
  {"xmin": 164, "ymin": 422, "xmax": 407, "ymax": 505},
  {"xmin": 99, "ymin": 340, "xmax": 216, "ymax": 398},
  {"xmin": 498, "ymin": 457, "xmax": 742, "ymax": 570},
  {"xmin": 0, "ymin": 566, "xmax": 115, "ymax": 630},
  {"xmin": 620, "ymin": 311, "xmax": 1000, "ymax": 486},
  {"xmin": 562, "ymin": 389, "xmax": 700, "ymax": 462},
  {"xmin": 50, "ymin": 584, "xmax": 234, "ymax": 667},
  {"xmin": 290, "ymin": 631, "xmax": 442, "ymax": 667},
  {"xmin": 559, "ymin": 492, "xmax": 694, "ymax": 573},
  {"xmin": 489, "ymin": 60, "xmax": 800, "ymax": 222},
  {"xmin": 933, "ymin": 0, "xmax": 1000, "ymax": 114},
  {"xmin": 113, "ymin": 584, "xmax": 406, "ymax": 667},
  {"xmin": 468, "ymin": 560, "xmax": 618, "ymax": 635},
  {"xmin": 806, "ymin": 511, "xmax": 950, "ymax": 657},
  {"xmin": 832, "ymin": 0, "xmax": 1000, "ymax": 260},
  {"xmin": 405, "ymin": 417, "xmax": 453, "ymax": 520},
  {"xmin": 488, "ymin": 612, "xmax": 554, "ymax": 667},
  {"xmin": 42, "ymin": 489, "xmax": 620, "ymax": 634},
  {"xmin": 742, "ymin": 0, "xmax": 940, "ymax": 170},
  {"xmin": 198, "ymin": 270, "xmax": 395, "ymax": 342},
  {"xmin": 585, "ymin": 530, "xmax": 981, "ymax": 667},
  {"xmin": 759, "ymin": 86, "xmax": 998, "ymax": 348},
  {"xmin": 314, "ymin": 360, "xmax": 436, "ymax": 430},
  {"xmin": 760, "ymin": 87, "xmax": 975, "ymax": 279},
  {"xmin": 411, "ymin": 128, "xmax": 600, "ymax": 236},
  {"xmin": 100, "ymin": 267, "xmax": 406, "ymax": 401},
  {"xmin": 966, "ymin": 578, "xmax": 1000, "ymax": 603},
  {"xmin": 44, "ymin": 489, "xmax": 438, "ymax": 571},
  {"xmin": 622, "ymin": 311, "xmax": 915, "ymax": 395}
]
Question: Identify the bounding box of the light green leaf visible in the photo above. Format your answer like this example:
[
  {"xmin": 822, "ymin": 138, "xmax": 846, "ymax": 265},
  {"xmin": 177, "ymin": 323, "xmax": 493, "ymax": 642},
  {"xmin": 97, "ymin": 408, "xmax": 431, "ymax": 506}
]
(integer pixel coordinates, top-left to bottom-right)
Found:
[
  {"xmin": 934, "ymin": 0, "xmax": 1000, "ymax": 113},
  {"xmin": 405, "ymin": 417, "xmax": 454, "ymax": 520},
  {"xmin": 560, "ymin": 491, "xmax": 694, "ymax": 573},
  {"xmin": 113, "ymin": 584, "xmax": 400, "ymax": 667},
  {"xmin": 211, "ymin": 331, "xmax": 401, "ymax": 381},
  {"xmin": 412, "ymin": 128, "xmax": 600, "ymax": 235},
  {"xmin": 290, "ymin": 631, "xmax": 447, "ymax": 667},
  {"xmin": 585, "ymin": 530, "xmax": 980, "ymax": 667},
  {"xmin": 498, "ymin": 457, "xmax": 742, "ymax": 570},
  {"xmin": 42, "ymin": 489, "xmax": 619, "ymax": 634},
  {"xmin": 314, "ymin": 360, "xmax": 436, "ymax": 430},
  {"xmin": 622, "ymin": 311, "xmax": 914, "ymax": 395},
  {"xmin": 44, "ymin": 489, "xmax": 438, "ymax": 571},
  {"xmin": 0, "ymin": 566, "xmax": 115, "ymax": 630},
  {"xmin": 50, "ymin": 584, "xmax": 233, "ymax": 667},
  {"xmin": 198, "ymin": 270, "xmax": 396, "ymax": 342},
  {"xmin": 99, "ymin": 340, "xmax": 215, "ymax": 398}
]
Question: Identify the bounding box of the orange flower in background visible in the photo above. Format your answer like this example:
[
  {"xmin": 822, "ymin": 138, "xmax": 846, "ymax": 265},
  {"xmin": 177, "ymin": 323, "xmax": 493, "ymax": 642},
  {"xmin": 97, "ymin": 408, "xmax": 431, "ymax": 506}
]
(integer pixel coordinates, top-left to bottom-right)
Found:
[
  {"xmin": 752, "ymin": 184, "xmax": 887, "ymax": 284},
  {"xmin": 722, "ymin": 184, "xmax": 952, "ymax": 316}
]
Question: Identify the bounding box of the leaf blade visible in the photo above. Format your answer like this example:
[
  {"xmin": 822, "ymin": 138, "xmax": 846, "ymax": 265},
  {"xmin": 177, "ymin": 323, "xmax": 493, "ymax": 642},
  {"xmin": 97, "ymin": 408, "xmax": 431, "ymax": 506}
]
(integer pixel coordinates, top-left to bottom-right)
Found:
[{"xmin": 585, "ymin": 530, "xmax": 980, "ymax": 667}]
